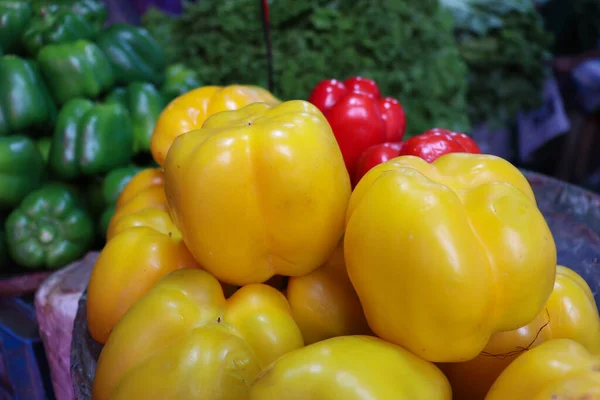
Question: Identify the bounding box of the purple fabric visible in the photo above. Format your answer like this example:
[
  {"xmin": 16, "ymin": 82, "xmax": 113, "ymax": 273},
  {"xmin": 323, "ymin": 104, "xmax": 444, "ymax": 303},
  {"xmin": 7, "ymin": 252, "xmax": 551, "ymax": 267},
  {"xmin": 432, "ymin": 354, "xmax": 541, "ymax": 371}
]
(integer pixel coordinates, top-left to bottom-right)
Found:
[
  {"xmin": 470, "ymin": 123, "xmax": 514, "ymax": 161},
  {"xmin": 129, "ymin": 0, "xmax": 184, "ymax": 15},
  {"xmin": 517, "ymin": 77, "xmax": 571, "ymax": 162},
  {"xmin": 572, "ymin": 59, "xmax": 600, "ymax": 113}
]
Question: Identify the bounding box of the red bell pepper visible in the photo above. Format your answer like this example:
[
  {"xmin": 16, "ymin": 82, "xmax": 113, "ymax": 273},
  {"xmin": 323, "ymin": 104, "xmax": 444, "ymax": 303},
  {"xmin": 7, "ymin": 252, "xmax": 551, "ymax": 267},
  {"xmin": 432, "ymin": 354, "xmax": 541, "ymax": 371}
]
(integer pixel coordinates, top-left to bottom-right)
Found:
[
  {"xmin": 308, "ymin": 77, "xmax": 406, "ymax": 179},
  {"xmin": 354, "ymin": 142, "xmax": 403, "ymax": 185},
  {"xmin": 398, "ymin": 128, "xmax": 481, "ymax": 163}
]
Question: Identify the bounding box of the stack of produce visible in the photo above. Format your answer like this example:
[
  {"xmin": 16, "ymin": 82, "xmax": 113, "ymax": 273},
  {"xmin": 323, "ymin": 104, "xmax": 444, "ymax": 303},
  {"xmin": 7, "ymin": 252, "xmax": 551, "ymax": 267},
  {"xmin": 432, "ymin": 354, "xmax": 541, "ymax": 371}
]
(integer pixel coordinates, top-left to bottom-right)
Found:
[
  {"xmin": 86, "ymin": 76, "xmax": 600, "ymax": 399},
  {"xmin": 0, "ymin": 0, "xmax": 201, "ymax": 272}
]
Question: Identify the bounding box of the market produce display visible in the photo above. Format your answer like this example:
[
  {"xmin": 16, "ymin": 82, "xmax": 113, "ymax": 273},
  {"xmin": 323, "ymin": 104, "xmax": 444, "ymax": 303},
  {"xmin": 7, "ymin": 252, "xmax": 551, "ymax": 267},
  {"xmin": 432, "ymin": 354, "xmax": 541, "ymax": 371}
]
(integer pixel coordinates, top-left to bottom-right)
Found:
[
  {"xmin": 84, "ymin": 71, "xmax": 600, "ymax": 398},
  {"xmin": 0, "ymin": 0, "xmax": 202, "ymax": 274},
  {"xmin": 142, "ymin": 0, "xmax": 471, "ymax": 134},
  {"xmin": 0, "ymin": 1, "xmax": 594, "ymax": 398}
]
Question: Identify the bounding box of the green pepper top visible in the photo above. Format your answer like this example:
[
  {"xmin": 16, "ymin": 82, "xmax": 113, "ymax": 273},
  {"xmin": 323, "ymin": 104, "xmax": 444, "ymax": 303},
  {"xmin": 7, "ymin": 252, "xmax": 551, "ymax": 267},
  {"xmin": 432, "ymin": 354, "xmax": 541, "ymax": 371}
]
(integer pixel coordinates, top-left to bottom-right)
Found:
[
  {"xmin": 0, "ymin": 1, "xmax": 32, "ymax": 54},
  {"xmin": 0, "ymin": 135, "xmax": 45, "ymax": 210},
  {"xmin": 96, "ymin": 23, "xmax": 166, "ymax": 86},
  {"xmin": 48, "ymin": 97, "xmax": 134, "ymax": 180},
  {"xmin": 37, "ymin": 39, "xmax": 115, "ymax": 105},
  {"xmin": 21, "ymin": 8, "xmax": 96, "ymax": 57},
  {"xmin": 0, "ymin": 55, "xmax": 57, "ymax": 135},
  {"xmin": 104, "ymin": 82, "xmax": 165, "ymax": 153},
  {"xmin": 5, "ymin": 184, "xmax": 94, "ymax": 269}
]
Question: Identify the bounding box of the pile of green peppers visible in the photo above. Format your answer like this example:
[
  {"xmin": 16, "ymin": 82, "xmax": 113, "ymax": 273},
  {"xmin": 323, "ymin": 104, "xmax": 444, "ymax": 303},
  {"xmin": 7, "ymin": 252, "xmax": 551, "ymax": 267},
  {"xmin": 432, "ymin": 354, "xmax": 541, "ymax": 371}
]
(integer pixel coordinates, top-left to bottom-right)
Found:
[{"xmin": 0, "ymin": 0, "xmax": 202, "ymax": 271}]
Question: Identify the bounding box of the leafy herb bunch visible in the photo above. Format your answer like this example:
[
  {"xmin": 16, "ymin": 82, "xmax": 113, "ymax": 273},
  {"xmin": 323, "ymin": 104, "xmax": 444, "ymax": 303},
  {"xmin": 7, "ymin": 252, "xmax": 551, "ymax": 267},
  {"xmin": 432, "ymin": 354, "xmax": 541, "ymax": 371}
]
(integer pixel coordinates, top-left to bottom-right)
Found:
[
  {"xmin": 143, "ymin": 0, "xmax": 471, "ymax": 135},
  {"xmin": 441, "ymin": 0, "xmax": 553, "ymax": 127}
]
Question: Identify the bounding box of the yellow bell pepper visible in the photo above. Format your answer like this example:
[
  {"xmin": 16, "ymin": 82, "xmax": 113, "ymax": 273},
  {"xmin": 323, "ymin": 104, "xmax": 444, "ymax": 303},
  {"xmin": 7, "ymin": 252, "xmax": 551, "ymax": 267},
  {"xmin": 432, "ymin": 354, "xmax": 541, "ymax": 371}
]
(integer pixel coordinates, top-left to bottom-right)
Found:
[
  {"xmin": 248, "ymin": 335, "xmax": 452, "ymax": 400},
  {"xmin": 286, "ymin": 241, "xmax": 371, "ymax": 344},
  {"xmin": 93, "ymin": 268, "xmax": 304, "ymax": 400},
  {"xmin": 486, "ymin": 339, "xmax": 600, "ymax": 400},
  {"xmin": 345, "ymin": 153, "xmax": 557, "ymax": 362},
  {"xmin": 107, "ymin": 168, "xmax": 167, "ymax": 239},
  {"xmin": 151, "ymin": 85, "xmax": 280, "ymax": 166},
  {"xmin": 164, "ymin": 100, "xmax": 351, "ymax": 286},
  {"xmin": 87, "ymin": 169, "xmax": 199, "ymax": 344},
  {"xmin": 440, "ymin": 264, "xmax": 600, "ymax": 399}
]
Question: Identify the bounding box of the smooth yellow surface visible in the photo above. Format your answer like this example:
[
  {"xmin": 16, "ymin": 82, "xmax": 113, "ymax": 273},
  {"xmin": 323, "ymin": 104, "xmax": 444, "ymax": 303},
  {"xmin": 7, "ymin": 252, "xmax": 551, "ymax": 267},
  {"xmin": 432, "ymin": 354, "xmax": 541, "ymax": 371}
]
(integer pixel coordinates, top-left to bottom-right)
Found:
[
  {"xmin": 107, "ymin": 168, "xmax": 167, "ymax": 239},
  {"xmin": 440, "ymin": 265, "xmax": 600, "ymax": 399},
  {"xmin": 287, "ymin": 241, "xmax": 371, "ymax": 344},
  {"xmin": 545, "ymin": 265, "xmax": 600, "ymax": 354},
  {"xmin": 116, "ymin": 168, "xmax": 164, "ymax": 207},
  {"xmin": 93, "ymin": 269, "xmax": 304, "ymax": 400},
  {"xmin": 88, "ymin": 168, "xmax": 199, "ymax": 344},
  {"xmin": 248, "ymin": 335, "xmax": 452, "ymax": 400},
  {"xmin": 87, "ymin": 209, "xmax": 199, "ymax": 344},
  {"xmin": 164, "ymin": 100, "xmax": 351, "ymax": 285},
  {"xmin": 151, "ymin": 85, "xmax": 280, "ymax": 166},
  {"xmin": 345, "ymin": 153, "xmax": 557, "ymax": 362},
  {"xmin": 486, "ymin": 339, "xmax": 600, "ymax": 400}
]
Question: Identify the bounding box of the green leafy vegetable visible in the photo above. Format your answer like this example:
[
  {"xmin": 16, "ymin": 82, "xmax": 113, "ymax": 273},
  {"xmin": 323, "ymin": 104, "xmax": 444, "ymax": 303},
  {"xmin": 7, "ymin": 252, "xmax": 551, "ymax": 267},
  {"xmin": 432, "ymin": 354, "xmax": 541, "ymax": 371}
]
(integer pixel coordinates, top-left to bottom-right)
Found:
[
  {"xmin": 143, "ymin": 0, "xmax": 471, "ymax": 135},
  {"xmin": 440, "ymin": 0, "xmax": 553, "ymax": 127}
]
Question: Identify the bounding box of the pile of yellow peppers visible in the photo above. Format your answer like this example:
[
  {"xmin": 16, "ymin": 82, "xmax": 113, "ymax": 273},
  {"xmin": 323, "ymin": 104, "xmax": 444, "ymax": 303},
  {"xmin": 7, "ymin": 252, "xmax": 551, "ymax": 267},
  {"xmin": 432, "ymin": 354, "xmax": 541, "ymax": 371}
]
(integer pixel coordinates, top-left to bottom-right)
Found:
[{"xmin": 86, "ymin": 84, "xmax": 600, "ymax": 399}]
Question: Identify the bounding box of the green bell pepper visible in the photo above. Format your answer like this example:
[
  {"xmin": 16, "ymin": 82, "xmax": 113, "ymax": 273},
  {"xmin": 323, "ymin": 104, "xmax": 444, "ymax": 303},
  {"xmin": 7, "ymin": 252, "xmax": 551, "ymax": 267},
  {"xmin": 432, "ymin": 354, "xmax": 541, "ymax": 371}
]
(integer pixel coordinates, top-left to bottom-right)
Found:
[
  {"xmin": 30, "ymin": 0, "xmax": 107, "ymax": 25},
  {"xmin": 48, "ymin": 98, "xmax": 134, "ymax": 180},
  {"xmin": 0, "ymin": 1, "xmax": 32, "ymax": 54},
  {"xmin": 37, "ymin": 39, "xmax": 115, "ymax": 105},
  {"xmin": 105, "ymin": 83, "xmax": 165, "ymax": 153},
  {"xmin": 160, "ymin": 63, "xmax": 202, "ymax": 103},
  {"xmin": 0, "ymin": 55, "xmax": 57, "ymax": 136},
  {"xmin": 21, "ymin": 8, "xmax": 95, "ymax": 57},
  {"xmin": 36, "ymin": 136, "xmax": 51, "ymax": 164},
  {"xmin": 96, "ymin": 23, "xmax": 166, "ymax": 85},
  {"xmin": 98, "ymin": 165, "xmax": 142, "ymax": 235},
  {"xmin": 5, "ymin": 184, "xmax": 94, "ymax": 269},
  {"xmin": 0, "ymin": 135, "xmax": 45, "ymax": 210},
  {"xmin": 62, "ymin": 0, "xmax": 106, "ymax": 31}
]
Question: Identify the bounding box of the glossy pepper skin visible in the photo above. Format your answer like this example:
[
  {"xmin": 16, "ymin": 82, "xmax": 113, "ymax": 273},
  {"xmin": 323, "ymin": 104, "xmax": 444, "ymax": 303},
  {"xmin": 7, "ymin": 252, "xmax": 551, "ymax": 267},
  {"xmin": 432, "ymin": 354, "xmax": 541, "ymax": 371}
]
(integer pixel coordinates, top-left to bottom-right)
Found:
[
  {"xmin": 21, "ymin": 8, "xmax": 95, "ymax": 57},
  {"xmin": 308, "ymin": 76, "xmax": 407, "ymax": 180},
  {"xmin": 0, "ymin": 55, "xmax": 56, "ymax": 136},
  {"xmin": 98, "ymin": 165, "xmax": 142, "ymax": 236},
  {"xmin": 354, "ymin": 141, "xmax": 403, "ymax": 185},
  {"xmin": 151, "ymin": 85, "xmax": 280, "ymax": 167},
  {"xmin": 286, "ymin": 242, "xmax": 371, "ymax": 345},
  {"xmin": 106, "ymin": 168, "xmax": 166, "ymax": 239},
  {"xmin": 249, "ymin": 335, "xmax": 451, "ymax": 400},
  {"xmin": 95, "ymin": 23, "xmax": 165, "ymax": 86},
  {"xmin": 48, "ymin": 98, "xmax": 134, "ymax": 180},
  {"xmin": 440, "ymin": 265, "xmax": 600, "ymax": 400},
  {"xmin": 5, "ymin": 184, "xmax": 94, "ymax": 269},
  {"xmin": 160, "ymin": 63, "xmax": 202, "ymax": 103},
  {"xmin": 56, "ymin": 0, "xmax": 107, "ymax": 31},
  {"xmin": 345, "ymin": 153, "xmax": 557, "ymax": 362},
  {"xmin": 399, "ymin": 127, "xmax": 481, "ymax": 163},
  {"xmin": 165, "ymin": 100, "xmax": 351, "ymax": 286},
  {"xmin": 30, "ymin": 0, "xmax": 107, "ymax": 31},
  {"xmin": 0, "ymin": 1, "xmax": 32, "ymax": 54},
  {"xmin": 37, "ymin": 40, "xmax": 114, "ymax": 105},
  {"xmin": 105, "ymin": 83, "xmax": 165, "ymax": 153},
  {"xmin": 87, "ymin": 168, "xmax": 199, "ymax": 343},
  {"xmin": 0, "ymin": 135, "xmax": 45, "ymax": 209},
  {"xmin": 93, "ymin": 268, "xmax": 304, "ymax": 400},
  {"xmin": 486, "ymin": 339, "xmax": 600, "ymax": 400}
]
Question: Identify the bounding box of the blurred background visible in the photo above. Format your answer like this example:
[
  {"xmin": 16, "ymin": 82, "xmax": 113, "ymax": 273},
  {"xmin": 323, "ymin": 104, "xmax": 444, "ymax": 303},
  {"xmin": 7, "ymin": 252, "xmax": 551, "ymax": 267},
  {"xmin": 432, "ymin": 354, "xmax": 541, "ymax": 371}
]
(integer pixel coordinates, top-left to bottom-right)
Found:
[{"xmin": 105, "ymin": 0, "xmax": 600, "ymax": 193}]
